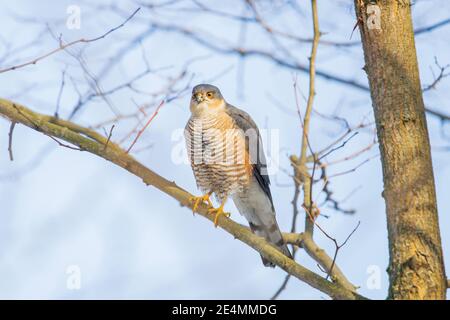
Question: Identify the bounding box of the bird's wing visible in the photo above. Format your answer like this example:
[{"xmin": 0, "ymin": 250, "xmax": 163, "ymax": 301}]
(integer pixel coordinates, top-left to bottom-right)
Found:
[
  {"xmin": 225, "ymin": 103, "xmax": 273, "ymax": 207},
  {"xmin": 227, "ymin": 104, "xmax": 292, "ymax": 266}
]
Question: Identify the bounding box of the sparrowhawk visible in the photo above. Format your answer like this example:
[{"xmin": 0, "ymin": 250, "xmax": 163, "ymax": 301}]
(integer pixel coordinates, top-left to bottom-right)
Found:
[{"xmin": 184, "ymin": 84, "xmax": 292, "ymax": 267}]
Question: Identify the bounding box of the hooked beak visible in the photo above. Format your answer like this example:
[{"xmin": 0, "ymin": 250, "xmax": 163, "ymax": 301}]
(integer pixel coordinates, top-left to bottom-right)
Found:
[{"xmin": 194, "ymin": 93, "xmax": 205, "ymax": 103}]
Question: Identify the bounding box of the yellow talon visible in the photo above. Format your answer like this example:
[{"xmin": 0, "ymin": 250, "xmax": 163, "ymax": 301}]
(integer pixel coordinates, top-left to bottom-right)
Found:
[
  {"xmin": 189, "ymin": 192, "xmax": 213, "ymax": 214},
  {"xmin": 208, "ymin": 201, "xmax": 230, "ymax": 227}
]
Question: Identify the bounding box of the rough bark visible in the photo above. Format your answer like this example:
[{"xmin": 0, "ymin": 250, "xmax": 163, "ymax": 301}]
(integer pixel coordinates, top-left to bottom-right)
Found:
[{"xmin": 354, "ymin": 0, "xmax": 446, "ymax": 299}]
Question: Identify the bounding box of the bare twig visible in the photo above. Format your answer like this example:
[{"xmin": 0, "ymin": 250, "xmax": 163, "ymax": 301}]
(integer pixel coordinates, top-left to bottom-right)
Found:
[
  {"xmin": 12, "ymin": 103, "xmax": 82, "ymax": 151},
  {"xmin": 0, "ymin": 8, "xmax": 140, "ymax": 74},
  {"xmin": 271, "ymin": 273, "xmax": 292, "ymax": 300},
  {"xmin": 284, "ymin": 225, "xmax": 358, "ymax": 292},
  {"xmin": 317, "ymin": 165, "xmax": 356, "ymax": 215},
  {"xmin": 415, "ymin": 18, "xmax": 450, "ymax": 35},
  {"xmin": 426, "ymin": 107, "xmax": 450, "ymax": 122},
  {"xmin": 126, "ymin": 100, "xmax": 165, "ymax": 153},
  {"xmin": 8, "ymin": 121, "xmax": 16, "ymax": 161},
  {"xmin": 322, "ymin": 140, "xmax": 377, "ymax": 167},
  {"xmin": 318, "ymin": 132, "xmax": 359, "ymax": 161},
  {"xmin": 423, "ymin": 57, "xmax": 450, "ymax": 92},
  {"xmin": 326, "ymin": 155, "xmax": 378, "ymax": 179},
  {"xmin": 304, "ymin": 205, "xmax": 360, "ymax": 280},
  {"xmin": 326, "ymin": 221, "xmax": 361, "ymax": 280},
  {"xmin": 47, "ymin": 135, "xmax": 83, "ymax": 151},
  {"xmin": 103, "ymin": 125, "xmax": 115, "ymax": 151},
  {"xmin": 272, "ymin": 175, "xmax": 301, "ymax": 300},
  {"xmin": 54, "ymin": 68, "xmax": 66, "ymax": 118}
]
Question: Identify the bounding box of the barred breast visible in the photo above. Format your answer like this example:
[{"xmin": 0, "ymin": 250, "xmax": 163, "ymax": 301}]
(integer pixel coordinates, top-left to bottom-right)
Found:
[{"xmin": 185, "ymin": 112, "xmax": 252, "ymax": 201}]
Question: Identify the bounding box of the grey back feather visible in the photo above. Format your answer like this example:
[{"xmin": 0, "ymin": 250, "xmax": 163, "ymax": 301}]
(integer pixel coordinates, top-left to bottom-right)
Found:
[{"xmin": 225, "ymin": 103, "xmax": 273, "ymax": 208}]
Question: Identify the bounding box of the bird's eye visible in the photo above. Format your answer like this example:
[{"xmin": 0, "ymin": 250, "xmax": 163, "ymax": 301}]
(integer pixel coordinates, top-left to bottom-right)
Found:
[{"xmin": 206, "ymin": 92, "xmax": 213, "ymax": 98}]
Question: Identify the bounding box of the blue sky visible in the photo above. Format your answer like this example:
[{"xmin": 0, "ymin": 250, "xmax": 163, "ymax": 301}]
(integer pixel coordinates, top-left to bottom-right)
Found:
[{"xmin": 0, "ymin": 0, "xmax": 449, "ymax": 299}]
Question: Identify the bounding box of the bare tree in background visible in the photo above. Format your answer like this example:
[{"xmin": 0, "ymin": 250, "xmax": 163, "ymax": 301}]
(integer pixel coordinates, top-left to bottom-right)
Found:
[{"xmin": 1, "ymin": 0, "xmax": 449, "ymax": 299}]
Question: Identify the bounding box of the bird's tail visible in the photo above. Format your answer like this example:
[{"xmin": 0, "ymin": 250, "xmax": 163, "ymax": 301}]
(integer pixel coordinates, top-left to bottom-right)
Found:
[
  {"xmin": 249, "ymin": 219, "xmax": 293, "ymax": 268},
  {"xmin": 233, "ymin": 195, "xmax": 293, "ymax": 267}
]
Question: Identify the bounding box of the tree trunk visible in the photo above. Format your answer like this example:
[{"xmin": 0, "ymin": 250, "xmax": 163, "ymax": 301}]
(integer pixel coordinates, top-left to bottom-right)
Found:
[{"xmin": 354, "ymin": 0, "xmax": 446, "ymax": 299}]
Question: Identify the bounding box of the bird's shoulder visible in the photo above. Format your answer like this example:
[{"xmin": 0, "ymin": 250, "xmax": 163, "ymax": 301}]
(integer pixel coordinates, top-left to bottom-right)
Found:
[{"xmin": 225, "ymin": 103, "xmax": 259, "ymax": 133}]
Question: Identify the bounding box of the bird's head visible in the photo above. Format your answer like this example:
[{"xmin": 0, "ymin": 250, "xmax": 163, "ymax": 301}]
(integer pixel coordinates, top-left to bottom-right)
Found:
[{"xmin": 190, "ymin": 84, "xmax": 225, "ymax": 115}]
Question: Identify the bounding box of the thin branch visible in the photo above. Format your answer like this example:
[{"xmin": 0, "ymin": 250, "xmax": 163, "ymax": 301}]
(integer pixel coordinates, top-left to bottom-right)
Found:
[
  {"xmin": 47, "ymin": 135, "xmax": 83, "ymax": 151},
  {"xmin": 126, "ymin": 100, "xmax": 165, "ymax": 153},
  {"xmin": 103, "ymin": 125, "xmax": 115, "ymax": 151},
  {"xmin": 54, "ymin": 68, "xmax": 66, "ymax": 118},
  {"xmin": 0, "ymin": 8, "xmax": 140, "ymax": 74},
  {"xmin": 426, "ymin": 107, "xmax": 450, "ymax": 122},
  {"xmin": 415, "ymin": 18, "xmax": 450, "ymax": 35},
  {"xmin": 283, "ymin": 228, "xmax": 358, "ymax": 292},
  {"xmin": 423, "ymin": 57, "xmax": 450, "ymax": 92},
  {"xmin": 8, "ymin": 121, "xmax": 16, "ymax": 161},
  {"xmin": 272, "ymin": 174, "xmax": 301, "ymax": 300},
  {"xmin": 324, "ymin": 17, "xmax": 450, "ymax": 47},
  {"xmin": 271, "ymin": 274, "xmax": 292, "ymax": 300},
  {"xmin": 12, "ymin": 104, "xmax": 82, "ymax": 151},
  {"xmin": 317, "ymin": 165, "xmax": 356, "ymax": 215},
  {"xmin": 321, "ymin": 139, "xmax": 377, "ymax": 167},
  {"xmin": 318, "ymin": 132, "xmax": 359, "ymax": 161},
  {"xmin": 304, "ymin": 205, "xmax": 360, "ymax": 282},
  {"xmin": 88, "ymin": 8, "xmax": 141, "ymax": 42},
  {"xmin": 326, "ymin": 221, "xmax": 361, "ymax": 281},
  {"xmin": 326, "ymin": 155, "xmax": 378, "ymax": 179}
]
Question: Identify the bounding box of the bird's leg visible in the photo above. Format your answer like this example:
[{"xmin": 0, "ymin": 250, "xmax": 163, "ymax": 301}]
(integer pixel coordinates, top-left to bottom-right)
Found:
[
  {"xmin": 208, "ymin": 197, "xmax": 230, "ymax": 227},
  {"xmin": 189, "ymin": 191, "xmax": 213, "ymax": 214}
]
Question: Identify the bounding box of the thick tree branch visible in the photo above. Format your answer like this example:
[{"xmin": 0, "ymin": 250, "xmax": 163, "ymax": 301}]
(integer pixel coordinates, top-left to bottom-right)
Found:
[
  {"xmin": 299, "ymin": 0, "xmax": 320, "ymax": 237},
  {"xmin": 0, "ymin": 98, "xmax": 366, "ymax": 300}
]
